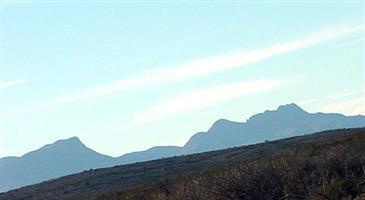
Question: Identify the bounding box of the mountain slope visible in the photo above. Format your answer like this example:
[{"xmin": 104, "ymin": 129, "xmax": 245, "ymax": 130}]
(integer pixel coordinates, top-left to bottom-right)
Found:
[
  {"xmin": 120, "ymin": 103, "xmax": 365, "ymax": 161},
  {"xmin": 0, "ymin": 137, "xmax": 117, "ymax": 192},
  {"xmin": 1, "ymin": 103, "xmax": 364, "ymax": 192},
  {"xmin": 182, "ymin": 103, "xmax": 365, "ymax": 153},
  {"xmin": 1, "ymin": 128, "xmax": 364, "ymax": 200}
]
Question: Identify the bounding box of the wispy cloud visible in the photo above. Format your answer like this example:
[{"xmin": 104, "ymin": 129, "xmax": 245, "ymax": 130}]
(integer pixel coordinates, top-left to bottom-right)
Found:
[
  {"xmin": 320, "ymin": 96, "xmax": 365, "ymax": 115},
  {"xmin": 130, "ymin": 79, "xmax": 284, "ymax": 125},
  {"xmin": 0, "ymin": 80, "xmax": 25, "ymax": 90},
  {"xmin": 32, "ymin": 24, "xmax": 364, "ymax": 109},
  {"xmin": 328, "ymin": 90, "xmax": 364, "ymax": 100},
  {"xmin": 332, "ymin": 37, "xmax": 364, "ymax": 48},
  {"xmin": 298, "ymin": 89, "xmax": 364, "ymax": 106}
]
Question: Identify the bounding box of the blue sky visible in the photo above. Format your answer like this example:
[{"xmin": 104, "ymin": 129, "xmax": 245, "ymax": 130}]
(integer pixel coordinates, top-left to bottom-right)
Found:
[{"xmin": 1, "ymin": 1, "xmax": 364, "ymax": 157}]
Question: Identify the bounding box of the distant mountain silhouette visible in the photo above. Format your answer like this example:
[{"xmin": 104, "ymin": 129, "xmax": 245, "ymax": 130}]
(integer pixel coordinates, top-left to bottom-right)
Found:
[
  {"xmin": 182, "ymin": 103, "xmax": 365, "ymax": 153},
  {"xmin": 1, "ymin": 137, "xmax": 117, "ymax": 192},
  {"xmin": 1, "ymin": 103, "xmax": 364, "ymax": 192},
  {"xmin": 119, "ymin": 146, "xmax": 182, "ymax": 164},
  {"xmin": 119, "ymin": 103, "xmax": 365, "ymax": 161},
  {"xmin": 2, "ymin": 128, "xmax": 364, "ymax": 200}
]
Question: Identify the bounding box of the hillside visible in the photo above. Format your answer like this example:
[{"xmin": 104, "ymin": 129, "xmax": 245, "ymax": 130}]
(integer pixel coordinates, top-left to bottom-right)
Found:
[
  {"xmin": 0, "ymin": 137, "xmax": 117, "ymax": 193},
  {"xmin": 2, "ymin": 103, "xmax": 364, "ymax": 192},
  {"xmin": 1, "ymin": 128, "xmax": 364, "ymax": 200},
  {"xmin": 121, "ymin": 103, "xmax": 365, "ymax": 160}
]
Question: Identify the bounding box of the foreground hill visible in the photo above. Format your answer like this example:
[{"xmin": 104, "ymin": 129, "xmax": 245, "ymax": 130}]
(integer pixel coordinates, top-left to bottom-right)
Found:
[
  {"xmin": 1, "ymin": 128, "xmax": 364, "ymax": 200},
  {"xmin": 1, "ymin": 103, "xmax": 364, "ymax": 192}
]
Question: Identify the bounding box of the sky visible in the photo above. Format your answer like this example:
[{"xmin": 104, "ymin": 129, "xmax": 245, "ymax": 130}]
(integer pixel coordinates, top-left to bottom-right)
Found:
[{"xmin": 0, "ymin": 1, "xmax": 364, "ymax": 158}]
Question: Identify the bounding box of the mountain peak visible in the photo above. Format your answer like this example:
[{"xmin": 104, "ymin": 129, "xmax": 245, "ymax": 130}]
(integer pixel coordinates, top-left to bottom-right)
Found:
[
  {"xmin": 211, "ymin": 119, "xmax": 233, "ymax": 128},
  {"xmin": 41, "ymin": 136, "xmax": 85, "ymax": 151},
  {"xmin": 21, "ymin": 136, "xmax": 87, "ymax": 159},
  {"xmin": 57, "ymin": 136, "xmax": 82, "ymax": 145},
  {"xmin": 276, "ymin": 103, "xmax": 306, "ymax": 113},
  {"xmin": 247, "ymin": 103, "xmax": 307, "ymax": 123},
  {"xmin": 66, "ymin": 136, "xmax": 81, "ymax": 142},
  {"xmin": 208, "ymin": 119, "xmax": 241, "ymax": 133}
]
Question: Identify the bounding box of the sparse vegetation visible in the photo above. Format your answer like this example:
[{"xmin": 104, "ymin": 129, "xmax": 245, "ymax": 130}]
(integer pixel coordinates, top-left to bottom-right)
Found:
[{"xmin": 1, "ymin": 128, "xmax": 365, "ymax": 200}]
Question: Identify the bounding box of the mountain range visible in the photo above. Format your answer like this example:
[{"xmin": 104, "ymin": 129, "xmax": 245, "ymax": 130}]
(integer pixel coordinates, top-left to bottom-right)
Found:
[
  {"xmin": 1, "ymin": 103, "xmax": 364, "ymax": 192},
  {"xmin": 2, "ymin": 128, "xmax": 365, "ymax": 200}
]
